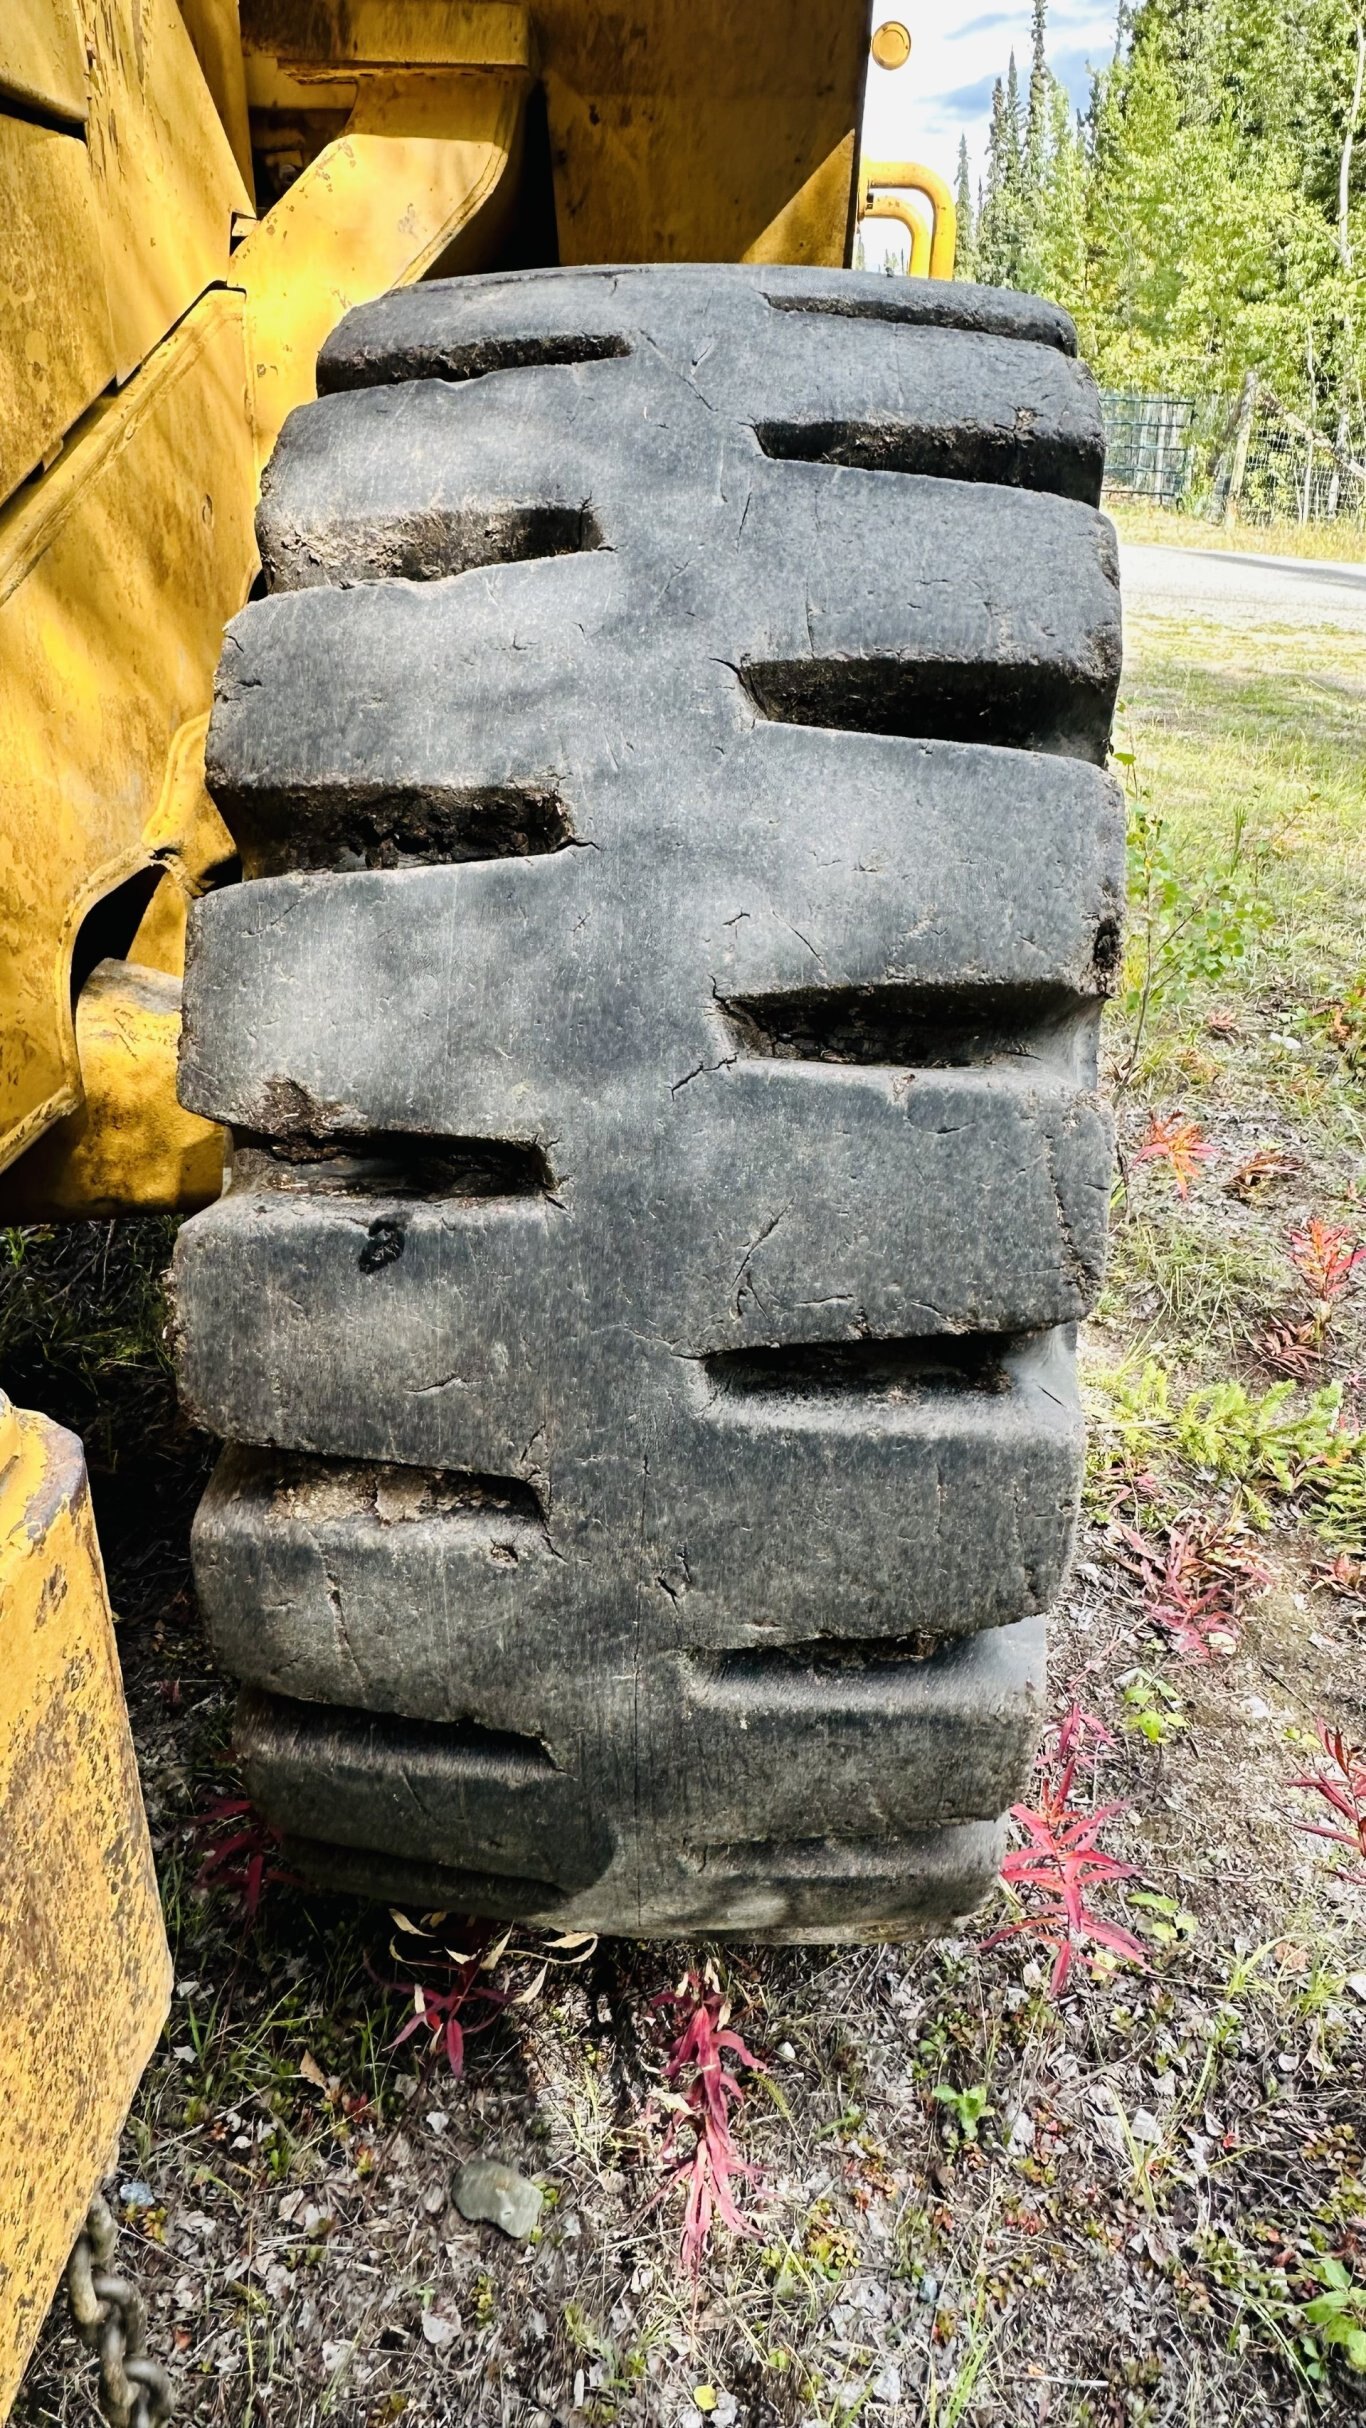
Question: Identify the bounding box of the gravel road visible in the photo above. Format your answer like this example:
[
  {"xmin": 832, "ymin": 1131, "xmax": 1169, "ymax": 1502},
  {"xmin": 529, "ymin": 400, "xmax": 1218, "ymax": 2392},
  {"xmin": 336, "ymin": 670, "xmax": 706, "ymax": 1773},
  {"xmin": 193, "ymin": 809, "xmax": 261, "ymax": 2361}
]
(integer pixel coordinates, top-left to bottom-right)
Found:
[{"xmin": 1118, "ymin": 539, "xmax": 1366, "ymax": 629}]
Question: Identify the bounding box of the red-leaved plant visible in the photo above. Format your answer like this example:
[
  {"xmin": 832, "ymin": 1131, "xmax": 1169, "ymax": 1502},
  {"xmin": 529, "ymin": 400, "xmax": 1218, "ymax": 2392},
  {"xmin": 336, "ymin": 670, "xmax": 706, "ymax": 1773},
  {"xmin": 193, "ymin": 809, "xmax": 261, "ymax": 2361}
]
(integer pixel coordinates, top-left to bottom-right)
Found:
[
  {"xmin": 1115, "ymin": 1516, "xmax": 1271, "ymax": 1659},
  {"xmin": 1289, "ymin": 1723, "xmax": 1366, "ymax": 1882},
  {"xmin": 195, "ymin": 1792, "xmax": 297, "ymax": 1920},
  {"xmin": 985, "ymin": 1704, "xmax": 1146, "ymax": 1996},
  {"xmin": 384, "ymin": 1923, "xmax": 510, "ymax": 2079},
  {"xmin": 652, "ymin": 1967, "xmax": 765, "ymax": 2272},
  {"xmin": 380, "ymin": 1915, "xmax": 597, "ymax": 2078},
  {"xmin": 1289, "ymin": 1219, "xmax": 1365, "ymax": 1341},
  {"xmin": 1131, "ymin": 1113, "xmax": 1217, "ymax": 1198}
]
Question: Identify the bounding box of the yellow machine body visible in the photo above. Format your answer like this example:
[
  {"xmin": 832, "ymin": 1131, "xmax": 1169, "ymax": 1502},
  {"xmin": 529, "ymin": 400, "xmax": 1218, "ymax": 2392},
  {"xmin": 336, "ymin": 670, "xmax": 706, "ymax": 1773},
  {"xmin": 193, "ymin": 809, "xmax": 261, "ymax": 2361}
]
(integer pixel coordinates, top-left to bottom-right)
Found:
[{"xmin": 0, "ymin": 1390, "xmax": 172, "ymax": 2420}]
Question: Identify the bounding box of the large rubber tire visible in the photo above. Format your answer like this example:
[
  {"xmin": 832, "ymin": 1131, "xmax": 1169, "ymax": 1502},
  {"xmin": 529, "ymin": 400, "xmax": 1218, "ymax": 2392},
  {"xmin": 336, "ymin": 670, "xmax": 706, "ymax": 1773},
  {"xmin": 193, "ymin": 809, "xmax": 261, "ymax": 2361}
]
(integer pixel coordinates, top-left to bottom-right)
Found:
[{"xmin": 174, "ymin": 265, "xmax": 1122, "ymax": 1940}]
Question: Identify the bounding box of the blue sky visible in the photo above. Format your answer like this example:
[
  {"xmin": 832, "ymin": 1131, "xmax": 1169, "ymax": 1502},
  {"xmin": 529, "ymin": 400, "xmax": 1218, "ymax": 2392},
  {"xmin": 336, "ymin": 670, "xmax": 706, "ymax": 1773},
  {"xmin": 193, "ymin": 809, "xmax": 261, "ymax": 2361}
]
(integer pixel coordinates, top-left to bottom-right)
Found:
[{"xmin": 860, "ymin": 3, "xmax": 1120, "ymax": 258}]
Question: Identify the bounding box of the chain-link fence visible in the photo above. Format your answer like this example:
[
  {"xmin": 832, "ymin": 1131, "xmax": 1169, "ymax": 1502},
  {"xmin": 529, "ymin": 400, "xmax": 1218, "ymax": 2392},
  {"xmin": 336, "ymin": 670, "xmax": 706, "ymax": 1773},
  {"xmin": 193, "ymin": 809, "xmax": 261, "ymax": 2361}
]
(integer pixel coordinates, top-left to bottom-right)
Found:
[
  {"xmin": 1099, "ymin": 383, "xmax": 1366, "ymax": 530},
  {"xmin": 1097, "ymin": 391, "xmax": 1212, "ymax": 507}
]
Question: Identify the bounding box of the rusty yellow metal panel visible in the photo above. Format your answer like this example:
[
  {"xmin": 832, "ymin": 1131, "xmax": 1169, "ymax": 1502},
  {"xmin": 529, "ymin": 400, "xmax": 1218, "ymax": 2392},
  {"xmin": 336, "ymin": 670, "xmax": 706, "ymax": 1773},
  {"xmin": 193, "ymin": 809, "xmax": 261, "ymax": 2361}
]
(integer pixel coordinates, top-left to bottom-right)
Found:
[
  {"xmin": 137, "ymin": 712, "xmax": 240, "ymax": 901},
  {"xmin": 742, "ymin": 132, "xmax": 860, "ymax": 270},
  {"xmin": 0, "ymin": 715, "xmax": 233, "ymax": 1218},
  {"xmin": 78, "ymin": 0, "xmax": 252, "ymax": 380},
  {"xmin": 241, "ymin": 0, "xmax": 533, "ymax": 68},
  {"xmin": 0, "ymin": 59, "xmax": 520, "ymax": 1203},
  {"xmin": 533, "ymin": 0, "xmax": 867, "ymax": 265},
  {"xmin": 240, "ymin": 0, "xmax": 863, "ymax": 266},
  {"xmin": 0, "ymin": 113, "xmax": 118, "ymax": 510},
  {"xmin": 176, "ymin": 0, "xmax": 256, "ymax": 192},
  {"xmin": 0, "ymin": 287, "xmax": 257, "ymax": 1174},
  {"xmin": 235, "ymin": 64, "xmax": 526, "ymax": 465},
  {"xmin": 0, "ymin": 1391, "xmax": 171, "ymax": 2418},
  {"xmin": 0, "ymin": 0, "xmax": 87, "ymax": 123},
  {"xmin": 0, "ymin": 960, "xmax": 224, "ymax": 1220}
]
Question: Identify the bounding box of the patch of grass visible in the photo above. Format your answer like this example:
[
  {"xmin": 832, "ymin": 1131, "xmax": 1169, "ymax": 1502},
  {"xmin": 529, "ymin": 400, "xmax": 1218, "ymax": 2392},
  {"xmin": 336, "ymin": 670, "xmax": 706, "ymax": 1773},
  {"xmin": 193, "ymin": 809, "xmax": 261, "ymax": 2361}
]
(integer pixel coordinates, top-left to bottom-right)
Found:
[
  {"xmin": 1111, "ymin": 620, "xmax": 1366, "ymax": 1115},
  {"xmin": 1108, "ymin": 499, "xmax": 1366, "ymax": 563},
  {"xmin": 1107, "ymin": 1211, "xmax": 1291, "ymax": 1359}
]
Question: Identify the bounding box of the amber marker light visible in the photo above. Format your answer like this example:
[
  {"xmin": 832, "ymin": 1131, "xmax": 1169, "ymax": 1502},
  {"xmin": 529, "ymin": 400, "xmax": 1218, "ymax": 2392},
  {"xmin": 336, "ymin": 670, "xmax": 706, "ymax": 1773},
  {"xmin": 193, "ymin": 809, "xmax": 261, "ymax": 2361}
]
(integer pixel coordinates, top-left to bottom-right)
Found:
[{"xmin": 870, "ymin": 20, "xmax": 912, "ymax": 71}]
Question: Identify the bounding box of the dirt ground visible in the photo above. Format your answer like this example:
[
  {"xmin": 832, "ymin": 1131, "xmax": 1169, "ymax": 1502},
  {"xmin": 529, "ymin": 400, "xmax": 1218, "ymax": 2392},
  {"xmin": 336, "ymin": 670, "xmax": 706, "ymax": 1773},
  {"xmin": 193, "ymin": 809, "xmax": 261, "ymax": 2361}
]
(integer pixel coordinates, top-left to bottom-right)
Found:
[{"xmin": 6, "ymin": 599, "xmax": 1366, "ymax": 2427}]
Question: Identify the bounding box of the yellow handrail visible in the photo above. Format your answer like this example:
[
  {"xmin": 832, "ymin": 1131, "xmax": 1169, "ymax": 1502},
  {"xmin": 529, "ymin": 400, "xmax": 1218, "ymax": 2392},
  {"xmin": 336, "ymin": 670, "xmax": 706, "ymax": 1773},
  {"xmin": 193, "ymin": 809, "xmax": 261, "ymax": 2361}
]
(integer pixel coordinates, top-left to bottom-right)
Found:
[
  {"xmin": 861, "ymin": 194, "xmax": 930, "ymax": 278},
  {"xmin": 859, "ymin": 158, "xmax": 957, "ymax": 281}
]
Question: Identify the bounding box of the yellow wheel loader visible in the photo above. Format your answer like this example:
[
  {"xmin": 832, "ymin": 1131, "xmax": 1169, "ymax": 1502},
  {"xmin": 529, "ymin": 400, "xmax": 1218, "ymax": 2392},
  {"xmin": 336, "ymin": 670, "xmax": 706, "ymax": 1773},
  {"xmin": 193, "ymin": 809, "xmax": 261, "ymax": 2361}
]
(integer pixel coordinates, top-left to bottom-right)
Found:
[{"xmin": 1, "ymin": 6, "xmax": 1121, "ymax": 2415}]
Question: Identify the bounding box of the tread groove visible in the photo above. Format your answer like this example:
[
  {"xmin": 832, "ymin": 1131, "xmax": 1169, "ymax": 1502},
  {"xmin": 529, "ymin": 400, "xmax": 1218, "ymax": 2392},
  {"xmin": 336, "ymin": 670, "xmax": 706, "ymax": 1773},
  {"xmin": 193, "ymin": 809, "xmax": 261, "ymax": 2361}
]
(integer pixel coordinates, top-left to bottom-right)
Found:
[
  {"xmin": 319, "ymin": 331, "xmax": 632, "ymax": 394},
  {"xmin": 763, "ymin": 285, "xmax": 1077, "ymax": 353},
  {"xmin": 283, "ymin": 500, "xmax": 604, "ymax": 587},
  {"xmin": 220, "ymin": 782, "xmax": 577, "ymax": 881},
  {"xmin": 685, "ymin": 1829, "xmax": 1001, "ymax": 1876},
  {"xmin": 755, "ymin": 419, "xmax": 1101, "ymax": 502},
  {"xmin": 234, "ymin": 1135, "xmax": 554, "ymax": 1200},
  {"xmin": 741, "ymin": 656, "xmax": 1109, "ymax": 755},
  {"xmin": 700, "ymin": 1336, "xmax": 1019, "ymax": 1403},
  {"xmin": 695, "ymin": 1636, "xmax": 941, "ymax": 1686},
  {"xmin": 215, "ymin": 1447, "xmax": 546, "ymax": 1528},
  {"xmin": 242, "ymin": 1688, "xmax": 560, "ymax": 1780},
  {"xmin": 717, "ymin": 981, "xmax": 1099, "ymax": 1068},
  {"xmin": 278, "ymin": 1838, "xmax": 569, "ymax": 1915}
]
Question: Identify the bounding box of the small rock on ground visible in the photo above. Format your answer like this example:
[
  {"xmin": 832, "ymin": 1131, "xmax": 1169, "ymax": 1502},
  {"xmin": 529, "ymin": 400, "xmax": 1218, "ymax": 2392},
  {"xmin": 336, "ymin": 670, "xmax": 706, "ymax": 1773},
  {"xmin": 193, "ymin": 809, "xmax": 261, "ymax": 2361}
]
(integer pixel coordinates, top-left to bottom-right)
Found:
[{"xmin": 451, "ymin": 2159, "xmax": 543, "ymax": 2241}]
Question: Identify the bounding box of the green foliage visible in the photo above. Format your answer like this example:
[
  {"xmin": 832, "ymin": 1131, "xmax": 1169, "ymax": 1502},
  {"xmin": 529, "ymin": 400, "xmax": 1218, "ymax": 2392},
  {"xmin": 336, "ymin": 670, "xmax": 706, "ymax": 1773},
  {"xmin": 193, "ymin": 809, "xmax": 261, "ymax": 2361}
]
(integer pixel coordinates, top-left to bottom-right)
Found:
[
  {"xmin": 931, "ymin": 2082, "xmax": 992, "ymax": 2144},
  {"xmin": 971, "ymin": 0, "xmax": 1366, "ymax": 431},
  {"xmin": 1119, "ymin": 1669, "xmax": 1189, "ymax": 1744},
  {"xmin": 1127, "ymin": 1888, "xmax": 1200, "ymax": 1946},
  {"xmin": 1311, "ymin": 1446, "xmax": 1366, "ymax": 1548},
  {"xmin": 1302, "ymin": 2255, "xmax": 1366, "ymax": 2372},
  {"xmin": 1201, "ymin": 2234, "xmax": 1366, "ymax": 2385},
  {"xmin": 954, "ymin": 134, "xmax": 977, "ymax": 282},
  {"xmin": 1120, "ymin": 745, "xmax": 1278, "ymax": 1038},
  {"xmin": 1174, "ymin": 1374, "xmax": 1343, "ymax": 1492},
  {"xmin": 978, "ymin": 61, "xmax": 1029, "ymax": 285},
  {"xmin": 1095, "ymin": 1356, "xmax": 1366, "ymax": 1544}
]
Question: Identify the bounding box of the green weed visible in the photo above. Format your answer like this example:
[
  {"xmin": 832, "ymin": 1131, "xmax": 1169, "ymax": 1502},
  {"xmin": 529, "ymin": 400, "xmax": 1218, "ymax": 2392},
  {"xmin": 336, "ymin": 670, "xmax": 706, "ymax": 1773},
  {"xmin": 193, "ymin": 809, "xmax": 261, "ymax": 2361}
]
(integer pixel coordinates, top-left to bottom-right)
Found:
[
  {"xmin": 1200, "ymin": 2235, "xmax": 1366, "ymax": 2387},
  {"xmin": 930, "ymin": 2083, "xmax": 992, "ymax": 2145},
  {"xmin": 1093, "ymin": 1357, "xmax": 1364, "ymax": 1538},
  {"xmin": 1119, "ymin": 1671, "xmax": 1189, "ymax": 1746},
  {"xmin": 1119, "ymin": 746, "xmax": 1278, "ymax": 1076}
]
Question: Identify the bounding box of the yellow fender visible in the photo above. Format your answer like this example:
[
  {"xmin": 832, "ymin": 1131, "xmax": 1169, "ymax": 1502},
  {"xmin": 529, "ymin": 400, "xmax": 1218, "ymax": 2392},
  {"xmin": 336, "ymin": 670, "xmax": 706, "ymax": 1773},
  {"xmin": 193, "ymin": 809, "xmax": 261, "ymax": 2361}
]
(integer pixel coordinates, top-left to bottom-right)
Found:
[{"xmin": 0, "ymin": 1391, "xmax": 171, "ymax": 2417}]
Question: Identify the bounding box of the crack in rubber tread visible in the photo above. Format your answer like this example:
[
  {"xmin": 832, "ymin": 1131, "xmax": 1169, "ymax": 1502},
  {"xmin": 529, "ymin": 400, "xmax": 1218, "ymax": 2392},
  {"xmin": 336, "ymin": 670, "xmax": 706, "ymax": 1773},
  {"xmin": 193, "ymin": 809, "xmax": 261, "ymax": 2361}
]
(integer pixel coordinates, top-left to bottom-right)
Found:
[{"xmin": 177, "ymin": 265, "xmax": 1121, "ymax": 1937}]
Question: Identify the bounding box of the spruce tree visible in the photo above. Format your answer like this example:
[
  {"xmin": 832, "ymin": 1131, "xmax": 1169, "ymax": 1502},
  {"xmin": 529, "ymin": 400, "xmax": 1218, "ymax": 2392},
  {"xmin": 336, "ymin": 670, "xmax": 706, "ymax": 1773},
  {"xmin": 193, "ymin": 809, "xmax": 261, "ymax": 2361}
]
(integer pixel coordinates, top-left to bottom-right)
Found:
[
  {"xmin": 1026, "ymin": 0, "xmax": 1051, "ymax": 192},
  {"xmin": 981, "ymin": 58, "xmax": 1028, "ymax": 285},
  {"xmin": 977, "ymin": 77, "xmax": 1009, "ymax": 283},
  {"xmin": 1037, "ymin": 87, "xmax": 1089, "ymax": 326},
  {"xmin": 955, "ymin": 133, "xmax": 977, "ymax": 281},
  {"xmin": 1005, "ymin": 52, "xmax": 1025, "ymax": 186}
]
